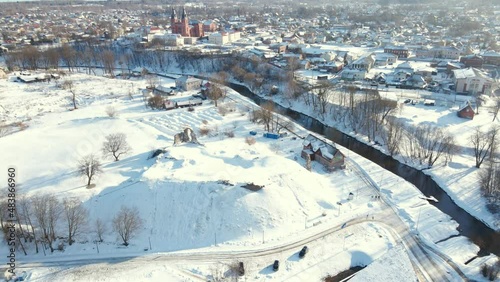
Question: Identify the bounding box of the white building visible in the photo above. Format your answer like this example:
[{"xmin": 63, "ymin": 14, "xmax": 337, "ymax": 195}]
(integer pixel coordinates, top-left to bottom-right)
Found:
[
  {"xmin": 165, "ymin": 34, "xmax": 184, "ymax": 46},
  {"xmin": 228, "ymin": 31, "xmax": 241, "ymax": 42},
  {"xmin": 208, "ymin": 32, "xmax": 229, "ymax": 45},
  {"xmin": 208, "ymin": 31, "xmax": 241, "ymax": 45},
  {"xmin": 453, "ymin": 68, "xmax": 494, "ymax": 95}
]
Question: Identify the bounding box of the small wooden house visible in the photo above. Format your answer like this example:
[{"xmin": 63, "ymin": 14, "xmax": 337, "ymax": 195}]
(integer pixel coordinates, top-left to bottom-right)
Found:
[
  {"xmin": 457, "ymin": 101, "xmax": 475, "ymax": 119},
  {"xmin": 301, "ymin": 134, "xmax": 345, "ymax": 171}
]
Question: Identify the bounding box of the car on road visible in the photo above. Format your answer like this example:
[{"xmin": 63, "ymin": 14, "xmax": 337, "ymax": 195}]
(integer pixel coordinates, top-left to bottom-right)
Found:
[
  {"xmin": 272, "ymin": 260, "xmax": 279, "ymax": 271},
  {"xmin": 299, "ymin": 246, "xmax": 308, "ymax": 258},
  {"xmin": 238, "ymin": 262, "xmax": 245, "ymax": 276}
]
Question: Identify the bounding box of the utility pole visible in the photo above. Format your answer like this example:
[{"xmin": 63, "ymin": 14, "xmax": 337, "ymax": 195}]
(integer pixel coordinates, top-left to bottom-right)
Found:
[
  {"xmin": 215, "ymin": 233, "xmax": 217, "ymax": 246},
  {"xmin": 149, "ymin": 237, "xmax": 152, "ymax": 250}
]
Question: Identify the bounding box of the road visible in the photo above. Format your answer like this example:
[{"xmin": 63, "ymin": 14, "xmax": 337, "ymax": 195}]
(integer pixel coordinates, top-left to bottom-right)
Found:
[{"xmin": 346, "ymin": 158, "xmax": 468, "ymax": 282}]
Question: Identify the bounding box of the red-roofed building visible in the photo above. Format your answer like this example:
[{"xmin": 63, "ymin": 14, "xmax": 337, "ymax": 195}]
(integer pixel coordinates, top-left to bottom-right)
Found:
[{"xmin": 170, "ymin": 8, "xmax": 204, "ymax": 38}]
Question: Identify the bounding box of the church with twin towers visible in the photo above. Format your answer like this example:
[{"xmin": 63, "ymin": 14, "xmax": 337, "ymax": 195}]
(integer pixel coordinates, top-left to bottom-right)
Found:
[{"xmin": 170, "ymin": 8, "xmax": 204, "ymax": 38}]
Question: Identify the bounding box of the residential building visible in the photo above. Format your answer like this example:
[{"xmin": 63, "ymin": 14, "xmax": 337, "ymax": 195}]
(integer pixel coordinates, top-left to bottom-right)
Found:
[
  {"xmin": 459, "ymin": 54, "xmax": 483, "ymax": 68},
  {"xmin": 301, "ymin": 134, "xmax": 345, "ymax": 171},
  {"xmin": 175, "ymin": 76, "xmax": 201, "ymax": 91},
  {"xmin": 429, "ymin": 46, "xmax": 462, "ymax": 60},
  {"xmin": 350, "ymin": 54, "xmax": 375, "ymax": 71},
  {"xmin": 208, "ymin": 32, "xmax": 229, "ymax": 45},
  {"xmin": 452, "ymin": 68, "xmax": 494, "ymax": 95},
  {"xmin": 481, "ymin": 51, "xmax": 500, "ymax": 66},
  {"xmin": 384, "ymin": 46, "xmax": 410, "ymax": 58}
]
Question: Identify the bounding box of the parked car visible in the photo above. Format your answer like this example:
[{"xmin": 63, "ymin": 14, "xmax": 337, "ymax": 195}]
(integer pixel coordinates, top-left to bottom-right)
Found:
[
  {"xmin": 273, "ymin": 260, "xmax": 280, "ymax": 271},
  {"xmin": 192, "ymin": 93, "xmax": 207, "ymax": 100},
  {"xmin": 238, "ymin": 262, "xmax": 245, "ymax": 276},
  {"xmin": 299, "ymin": 246, "xmax": 309, "ymax": 258}
]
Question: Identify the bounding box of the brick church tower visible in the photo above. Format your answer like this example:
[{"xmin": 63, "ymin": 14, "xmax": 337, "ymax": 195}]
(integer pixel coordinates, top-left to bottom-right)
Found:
[{"xmin": 170, "ymin": 7, "xmax": 204, "ymax": 38}]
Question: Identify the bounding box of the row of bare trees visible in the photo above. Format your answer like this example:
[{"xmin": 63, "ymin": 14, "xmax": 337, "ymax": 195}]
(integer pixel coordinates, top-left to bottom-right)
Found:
[
  {"xmin": 382, "ymin": 120, "xmax": 458, "ymax": 167},
  {"xmin": 0, "ymin": 194, "xmax": 143, "ymax": 254},
  {"xmin": 0, "ymin": 195, "xmax": 88, "ymax": 254},
  {"xmin": 4, "ymin": 43, "xmax": 120, "ymax": 77},
  {"xmin": 472, "ymin": 126, "xmax": 500, "ymax": 201}
]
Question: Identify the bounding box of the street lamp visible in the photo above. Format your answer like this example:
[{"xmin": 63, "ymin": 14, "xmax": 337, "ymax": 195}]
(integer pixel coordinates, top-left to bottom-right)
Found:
[{"xmin": 337, "ymin": 202, "xmax": 342, "ymax": 216}]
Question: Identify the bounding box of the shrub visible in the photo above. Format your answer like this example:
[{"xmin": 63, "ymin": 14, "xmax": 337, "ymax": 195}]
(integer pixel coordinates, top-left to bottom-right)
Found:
[
  {"xmin": 482, "ymin": 264, "xmax": 489, "ymax": 277},
  {"xmin": 15, "ymin": 121, "xmax": 28, "ymax": 131},
  {"xmin": 481, "ymin": 262, "xmax": 500, "ymax": 281},
  {"xmin": 245, "ymin": 137, "xmax": 256, "ymax": 145},
  {"xmin": 105, "ymin": 106, "xmax": 118, "ymax": 118},
  {"xmin": 224, "ymin": 129, "xmax": 235, "ymax": 138},
  {"xmin": 242, "ymin": 183, "xmax": 264, "ymax": 191},
  {"xmin": 199, "ymin": 127, "xmax": 211, "ymax": 136},
  {"xmin": 147, "ymin": 96, "xmax": 164, "ymax": 109},
  {"xmin": 202, "ymin": 120, "xmax": 209, "ymax": 125},
  {"xmin": 218, "ymin": 105, "xmax": 229, "ymax": 116},
  {"xmin": 187, "ymin": 107, "xmax": 195, "ymax": 112}
]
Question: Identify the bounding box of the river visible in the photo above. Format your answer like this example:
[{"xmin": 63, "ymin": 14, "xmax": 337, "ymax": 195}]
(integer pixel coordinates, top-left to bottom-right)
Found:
[{"xmin": 228, "ymin": 82, "xmax": 500, "ymax": 257}]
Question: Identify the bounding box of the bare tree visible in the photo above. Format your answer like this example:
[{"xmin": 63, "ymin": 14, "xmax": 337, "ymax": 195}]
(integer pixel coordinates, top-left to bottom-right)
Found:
[
  {"xmin": 62, "ymin": 79, "xmax": 77, "ymax": 110},
  {"xmin": 478, "ymin": 159, "xmax": 500, "ymax": 197},
  {"xmin": 146, "ymin": 74, "xmax": 159, "ymax": 89},
  {"xmin": 206, "ymin": 84, "xmax": 225, "ymax": 107},
  {"xmin": 310, "ymin": 80, "xmax": 334, "ymax": 119},
  {"xmin": 46, "ymin": 195, "xmax": 61, "ymax": 244},
  {"xmin": 18, "ymin": 196, "xmax": 39, "ymax": 253},
  {"xmin": 31, "ymin": 195, "xmax": 58, "ymax": 252},
  {"xmin": 78, "ymin": 154, "xmax": 103, "ymax": 187},
  {"xmin": 493, "ymin": 98, "xmax": 500, "ymax": 122},
  {"xmin": 44, "ymin": 47, "xmax": 60, "ymax": 70},
  {"xmin": 60, "ymin": 43, "xmax": 77, "ymax": 72},
  {"xmin": 102, "ymin": 133, "xmax": 131, "ymax": 162},
  {"xmin": 112, "ymin": 206, "xmax": 143, "ymax": 246},
  {"xmin": 382, "ymin": 118, "xmax": 404, "ymax": 156},
  {"xmin": 21, "ymin": 46, "xmax": 41, "ymax": 70},
  {"xmin": 101, "ymin": 50, "xmax": 115, "ymax": 77},
  {"xmin": 470, "ymin": 126, "xmax": 497, "ymax": 168},
  {"xmin": 62, "ymin": 198, "xmax": 88, "ymax": 245},
  {"xmin": 94, "ymin": 218, "xmax": 107, "ymax": 242},
  {"xmin": 250, "ymin": 102, "xmax": 274, "ymax": 132}
]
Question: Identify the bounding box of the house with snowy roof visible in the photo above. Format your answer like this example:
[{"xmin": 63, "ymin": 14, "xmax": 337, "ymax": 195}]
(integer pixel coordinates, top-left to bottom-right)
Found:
[
  {"xmin": 301, "ymin": 134, "xmax": 345, "ymax": 171},
  {"xmin": 175, "ymin": 76, "xmax": 201, "ymax": 91},
  {"xmin": 452, "ymin": 68, "xmax": 494, "ymax": 95},
  {"xmin": 457, "ymin": 100, "xmax": 475, "ymax": 119}
]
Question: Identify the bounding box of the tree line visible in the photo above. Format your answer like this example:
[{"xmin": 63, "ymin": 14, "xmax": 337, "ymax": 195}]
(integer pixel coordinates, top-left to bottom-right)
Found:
[{"xmin": 0, "ymin": 194, "xmax": 143, "ymax": 254}]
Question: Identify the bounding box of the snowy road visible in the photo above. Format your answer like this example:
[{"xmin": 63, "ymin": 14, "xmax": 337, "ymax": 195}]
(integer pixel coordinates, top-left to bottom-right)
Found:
[
  {"xmin": 16, "ymin": 211, "xmax": 465, "ymax": 282},
  {"xmin": 346, "ymin": 158, "xmax": 468, "ymax": 282}
]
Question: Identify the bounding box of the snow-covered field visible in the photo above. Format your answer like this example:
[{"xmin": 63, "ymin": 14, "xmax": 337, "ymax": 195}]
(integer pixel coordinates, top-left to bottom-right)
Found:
[{"xmin": 0, "ymin": 73, "xmax": 497, "ymax": 281}]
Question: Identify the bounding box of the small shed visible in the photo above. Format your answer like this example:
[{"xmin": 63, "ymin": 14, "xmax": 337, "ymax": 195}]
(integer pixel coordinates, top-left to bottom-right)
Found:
[{"xmin": 457, "ymin": 101, "xmax": 475, "ymax": 119}]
